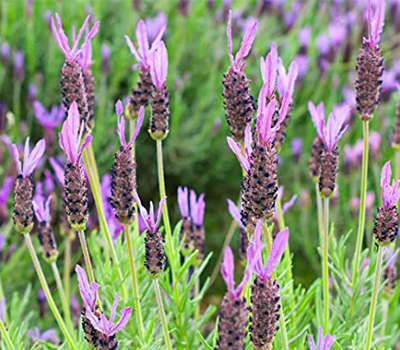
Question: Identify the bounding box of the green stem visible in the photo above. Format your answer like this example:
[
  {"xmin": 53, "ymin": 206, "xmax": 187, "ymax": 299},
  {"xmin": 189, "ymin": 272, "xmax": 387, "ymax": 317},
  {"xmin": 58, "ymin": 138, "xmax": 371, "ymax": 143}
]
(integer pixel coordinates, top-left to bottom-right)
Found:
[
  {"xmin": 51, "ymin": 261, "xmax": 74, "ymax": 336},
  {"xmin": 0, "ymin": 318, "xmax": 15, "ymax": 350},
  {"xmin": 365, "ymin": 246, "xmax": 384, "ymax": 350},
  {"xmin": 262, "ymin": 223, "xmax": 290, "ymax": 350},
  {"xmin": 352, "ymin": 120, "xmax": 369, "ymax": 286},
  {"xmin": 156, "ymin": 140, "xmax": 175, "ymax": 266},
  {"xmin": 194, "ymin": 267, "xmax": 200, "ymax": 319},
  {"xmin": 63, "ymin": 237, "xmax": 72, "ymax": 311},
  {"xmin": 153, "ymin": 278, "xmax": 173, "ymax": 350},
  {"xmin": 77, "ymin": 230, "xmax": 95, "ymax": 284},
  {"xmin": 323, "ymin": 197, "xmax": 330, "ymax": 333},
  {"xmin": 316, "ymin": 184, "xmax": 324, "ymax": 250},
  {"xmin": 124, "ymin": 224, "xmax": 145, "ymax": 342},
  {"xmin": 24, "ymin": 234, "xmax": 76, "ymax": 350},
  {"xmin": 82, "ymin": 149, "xmax": 127, "ymax": 299},
  {"xmin": 12, "ymin": 81, "xmax": 21, "ymax": 134}
]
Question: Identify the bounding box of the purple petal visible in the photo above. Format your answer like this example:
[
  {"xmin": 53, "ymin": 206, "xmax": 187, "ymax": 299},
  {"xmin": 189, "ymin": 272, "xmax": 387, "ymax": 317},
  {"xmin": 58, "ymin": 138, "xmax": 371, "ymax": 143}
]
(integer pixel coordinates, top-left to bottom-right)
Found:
[
  {"xmin": 124, "ymin": 35, "xmax": 142, "ymax": 63},
  {"xmin": 234, "ymin": 19, "xmax": 258, "ymax": 67},
  {"xmin": 227, "ymin": 137, "xmax": 250, "ymax": 172},
  {"xmin": 0, "ymin": 298, "xmax": 5, "ymax": 322},
  {"xmin": 226, "ymin": 11, "xmax": 233, "ymax": 65},
  {"xmin": 23, "ymin": 139, "xmax": 46, "ymax": 177},
  {"xmin": 264, "ymin": 228, "xmax": 288, "ymax": 277},
  {"xmin": 127, "ymin": 106, "xmax": 145, "ymax": 146},
  {"xmin": 110, "ymin": 307, "xmax": 132, "ymax": 335},
  {"xmin": 227, "ymin": 199, "xmax": 242, "ymax": 228},
  {"xmin": 136, "ymin": 20, "xmax": 150, "ymax": 67},
  {"xmin": 221, "ymin": 246, "xmax": 235, "ymax": 294},
  {"xmin": 381, "ymin": 161, "xmax": 391, "ymax": 190},
  {"xmin": 178, "ymin": 187, "xmax": 189, "ymax": 217},
  {"xmin": 308, "ymin": 334, "xmax": 316, "ymax": 350},
  {"xmin": 260, "ymin": 44, "xmax": 278, "ymax": 98},
  {"xmin": 11, "ymin": 144, "xmax": 22, "ymax": 175},
  {"xmin": 155, "ymin": 197, "xmax": 166, "ymax": 231},
  {"xmin": 150, "ymin": 41, "xmax": 168, "ymax": 90}
]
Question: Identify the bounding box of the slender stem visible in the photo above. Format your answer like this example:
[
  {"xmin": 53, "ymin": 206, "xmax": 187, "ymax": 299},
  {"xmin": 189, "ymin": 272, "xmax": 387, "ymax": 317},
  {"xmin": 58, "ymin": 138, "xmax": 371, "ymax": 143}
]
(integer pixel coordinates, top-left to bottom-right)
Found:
[
  {"xmin": 12, "ymin": 81, "xmax": 21, "ymax": 132},
  {"xmin": 156, "ymin": 140, "xmax": 175, "ymax": 267},
  {"xmin": 194, "ymin": 267, "xmax": 200, "ymax": 318},
  {"xmin": 365, "ymin": 246, "xmax": 384, "ymax": 350},
  {"xmin": 353, "ymin": 120, "xmax": 369, "ymax": 286},
  {"xmin": 316, "ymin": 184, "xmax": 324, "ymax": 250},
  {"xmin": 0, "ymin": 318, "xmax": 15, "ymax": 350},
  {"xmin": 77, "ymin": 230, "xmax": 95, "ymax": 284},
  {"xmin": 208, "ymin": 218, "xmax": 237, "ymax": 289},
  {"xmin": 123, "ymin": 224, "xmax": 145, "ymax": 342},
  {"xmin": 379, "ymin": 299, "xmax": 388, "ymax": 348},
  {"xmin": 323, "ymin": 197, "xmax": 330, "ymax": 333},
  {"xmin": 63, "ymin": 237, "xmax": 72, "ymax": 310},
  {"xmin": 82, "ymin": 149, "xmax": 127, "ymax": 298},
  {"xmin": 24, "ymin": 234, "xmax": 77, "ymax": 350},
  {"xmin": 87, "ymin": 144, "xmax": 100, "ymax": 187},
  {"xmin": 262, "ymin": 223, "xmax": 290, "ymax": 350},
  {"xmin": 51, "ymin": 261, "xmax": 74, "ymax": 335},
  {"xmin": 153, "ymin": 278, "xmax": 173, "ymax": 350}
]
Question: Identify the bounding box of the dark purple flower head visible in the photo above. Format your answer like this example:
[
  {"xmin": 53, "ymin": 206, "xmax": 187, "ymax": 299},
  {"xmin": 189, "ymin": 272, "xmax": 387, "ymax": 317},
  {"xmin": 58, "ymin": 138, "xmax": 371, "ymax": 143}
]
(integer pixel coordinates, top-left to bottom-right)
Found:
[
  {"xmin": 291, "ymin": 138, "xmax": 302, "ymax": 159},
  {"xmin": 86, "ymin": 293, "xmax": 132, "ymax": 337},
  {"xmin": 28, "ymin": 328, "xmax": 59, "ymax": 345},
  {"xmin": 13, "ymin": 50, "xmax": 24, "ymax": 81},
  {"xmin": 298, "ymin": 26, "xmax": 311, "ymax": 47},
  {"xmin": 248, "ymin": 220, "xmax": 288, "ymax": 280},
  {"xmin": 145, "ymin": 12, "xmax": 167, "ymax": 43},
  {"xmin": 363, "ymin": 0, "xmax": 385, "ymax": 47},
  {"xmin": 116, "ymin": 101, "xmax": 144, "ymax": 149},
  {"xmin": 11, "ymin": 138, "xmax": 45, "ymax": 178},
  {"xmin": 51, "ymin": 14, "xmax": 99, "ymax": 62},
  {"xmin": 75, "ymin": 264, "xmax": 100, "ymax": 310},
  {"xmin": 49, "ymin": 157, "xmax": 65, "ymax": 187},
  {"xmin": 380, "ymin": 161, "xmax": 400, "ymax": 208},
  {"xmin": 101, "ymin": 44, "xmax": 110, "ymax": 72},
  {"xmin": 227, "ymin": 199, "xmax": 244, "ymax": 230},
  {"xmin": 124, "ymin": 19, "xmax": 165, "ymax": 70},
  {"xmin": 227, "ymin": 123, "xmax": 252, "ymax": 172},
  {"xmin": 309, "ymin": 101, "xmax": 348, "ymax": 151},
  {"xmin": 135, "ymin": 194, "xmax": 166, "ymax": 234},
  {"xmin": 44, "ymin": 170, "xmax": 54, "ymax": 195},
  {"xmin": 28, "ymin": 84, "xmax": 37, "ymax": 105},
  {"xmin": 38, "ymin": 289, "xmax": 46, "ymax": 302},
  {"xmin": 33, "ymin": 101, "xmax": 65, "ymax": 129},
  {"xmin": 33, "ymin": 193, "xmax": 52, "ymax": 223},
  {"xmin": 226, "ymin": 10, "xmax": 257, "ymax": 71},
  {"xmin": 59, "ymin": 101, "xmax": 92, "ymax": 164},
  {"xmin": 178, "ymin": 186, "xmax": 189, "ymax": 217},
  {"xmin": 0, "ymin": 177, "xmax": 13, "ymax": 205},
  {"xmin": 149, "ymin": 41, "xmax": 168, "ymax": 90},
  {"xmin": 190, "ymin": 190, "xmax": 205, "ymax": 226},
  {"xmin": 308, "ymin": 327, "xmax": 335, "ymax": 350}
]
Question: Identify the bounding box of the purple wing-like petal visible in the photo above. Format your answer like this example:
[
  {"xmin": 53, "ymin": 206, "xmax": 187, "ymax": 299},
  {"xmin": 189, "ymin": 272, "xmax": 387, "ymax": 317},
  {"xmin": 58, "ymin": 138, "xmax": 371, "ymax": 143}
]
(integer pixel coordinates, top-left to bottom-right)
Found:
[
  {"xmin": 75, "ymin": 265, "xmax": 99, "ymax": 309},
  {"xmin": 110, "ymin": 307, "xmax": 132, "ymax": 335},
  {"xmin": 309, "ymin": 101, "xmax": 325, "ymax": 140},
  {"xmin": 227, "ymin": 199, "xmax": 243, "ymax": 228},
  {"xmin": 124, "ymin": 35, "xmax": 142, "ymax": 63},
  {"xmin": 227, "ymin": 137, "xmax": 250, "ymax": 173},
  {"xmin": 150, "ymin": 41, "xmax": 168, "ymax": 90},
  {"xmin": 221, "ymin": 246, "xmax": 235, "ymax": 295},
  {"xmin": 234, "ymin": 19, "xmax": 258, "ymax": 67},
  {"xmin": 127, "ymin": 106, "xmax": 144, "ymax": 146},
  {"xmin": 11, "ymin": 144, "xmax": 22, "ymax": 175},
  {"xmin": 226, "ymin": 11, "xmax": 234, "ymax": 66},
  {"xmin": 23, "ymin": 139, "xmax": 46, "ymax": 177},
  {"xmin": 260, "ymin": 44, "xmax": 278, "ymax": 98},
  {"xmin": 136, "ymin": 20, "xmax": 150, "ymax": 67},
  {"xmin": 263, "ymin": 228, "xmax": 289, "ymax": 277},
  {"xmin": 178, "ymin": 187, "xmax": 189, "ymax": 217},
  {"xmin": 308, "ymin": 334, "xmax": 316, "ymax": 350}
]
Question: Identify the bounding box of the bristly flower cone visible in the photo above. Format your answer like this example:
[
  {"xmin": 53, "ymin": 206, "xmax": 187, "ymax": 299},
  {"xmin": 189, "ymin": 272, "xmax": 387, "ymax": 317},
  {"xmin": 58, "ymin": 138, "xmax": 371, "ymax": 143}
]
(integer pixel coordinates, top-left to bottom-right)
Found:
[
  {"xmin": 110, "ymin": 146, "xmax": 136, "ymax": 224},
  {"xmin": 373, "ymin": 206, "xmax": 398, "ymax": 245},
  {"xmin": 222, "ymin": 67, "xmax": 255, "ymax": 142},
  {"xmin": 150, "ymin": 86, "xmax": 170, "ymax": 140},
  {"xmin": 249, "ymin": 275, "xmax": 280, "ymax": 350},
  {"xmin": 180, "ymin": 216, "xmax": 193, "ymax": 255},
  {"xmin": 64, "ymin": 163, "xmax": 89, "ymax": 231},
  {"xmin": 144, "ymin": 230, "xmax": 166, "ymax": 277},
  {"xmin": 216, "ymin": 293, "xmax": 247, "ymax": 350},
  {"xmin": 241, "ymin": 137, "xmax": 278, "ymax": 230},
  {"xmin": 83, "ymin": 69, "xmax": 96, "ymax": 130},
  {"xmin": 193, "ymin": 224, "xmax": 205, "ymax": 265},
  {"xmin": 13, "ymin": 175, "xmax": 34, "ymax": 233},
  {"xmin": 392, "ymin": 98, "xmax": 400, "ymax": 149},
  {"xmin": 355, "ymin": 43, "xmax": 384, "ymax": 121},
  {"xmin": 60, "ymin": 59, "xmax": 90, "ymax": 133},
  {"xmin": 239, "ymin": 228, "xmax": 249, "ymax": 263},
  {"xmin": 318, "ymin": 147, "xmax": 339, "ymax": 197},
  {"xmin": 308, "ymin": 136, "xmax": 324, "ymax": 181},
  {"xmin": 273, "ymin": 103, "xmax": 292, "ymax": 152},
  {"xmin": 37, "ymin": 221, "xmax": 59, "ymax": 262},
  {"xmin": 127, "ymin": 68, "xmax": 153, "ymax": 119}
]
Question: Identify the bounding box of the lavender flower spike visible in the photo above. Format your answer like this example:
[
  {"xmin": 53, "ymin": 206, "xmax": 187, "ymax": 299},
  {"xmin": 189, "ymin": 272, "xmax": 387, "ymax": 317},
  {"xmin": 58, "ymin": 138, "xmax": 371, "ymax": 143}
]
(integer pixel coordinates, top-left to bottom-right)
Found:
[
  {"xmin": 249, "ymin": 220, "xmax": 288, "ymax": 349},
  {"xmin": 374, "ymin": 161, "xmax": 400, "ymax": 245},
  {"xmin": 124, "ymin": 20, "xmax": 165, "ymax": 118},
  {"xmin": 149, "ymin": 40, "xmax": 170, "ymax": 140},
  {"xmin": 59, "ymin": 101, "xmax": 92, "ymax": 165},
  {"xmin": 86, "ymin": 293, "xmax": 132, "ymax": 338},
  {"xmin": 12, "ymin": 138, "xmax": 45, "ymax": 233},
  {"xmin": 136, "ymin": 194, "xmax": 167, "ymax": 277},
  {"xmin": 308, "ymin": 327, "xmax": 335, "ymax": 350},
  {"xmin": 51, "ymin": 14, "xmax": 99, "ymax": 62}
]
